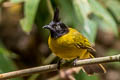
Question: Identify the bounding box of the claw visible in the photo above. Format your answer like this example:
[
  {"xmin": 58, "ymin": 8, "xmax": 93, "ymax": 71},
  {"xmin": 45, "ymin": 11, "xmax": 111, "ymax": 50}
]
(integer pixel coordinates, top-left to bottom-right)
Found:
[
  {"xmin": 57, "ymin": 57, "xmax": 79, "ymax": 69},
  {"xmin": 73, "ymin": 57, "xmax": 79, "ymax": 66},
  {"xmin": 57, "ymin": 59, "xmax": 62, "ymax": 70}
]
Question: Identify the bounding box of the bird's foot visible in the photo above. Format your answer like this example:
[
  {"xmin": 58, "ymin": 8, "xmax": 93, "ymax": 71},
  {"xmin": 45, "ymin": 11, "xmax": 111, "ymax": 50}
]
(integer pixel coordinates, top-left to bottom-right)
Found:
[
  {"xmin": 57, "ymin": 57, "xmax": 79, "ymax": 70},
  {"xmin": 57, "ymin": 58, "xmax": 62, "ymax": 70},
  {"xmin": 73, "ymin": 57, "xmax": 79, "ymax": 66}
]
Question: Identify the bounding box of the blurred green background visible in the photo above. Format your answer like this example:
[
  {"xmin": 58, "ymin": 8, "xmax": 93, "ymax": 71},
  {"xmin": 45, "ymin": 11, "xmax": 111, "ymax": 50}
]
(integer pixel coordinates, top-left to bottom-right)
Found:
[{"xmin": 0, "ymin": 0, "xmax": 120, "ymax": 80}]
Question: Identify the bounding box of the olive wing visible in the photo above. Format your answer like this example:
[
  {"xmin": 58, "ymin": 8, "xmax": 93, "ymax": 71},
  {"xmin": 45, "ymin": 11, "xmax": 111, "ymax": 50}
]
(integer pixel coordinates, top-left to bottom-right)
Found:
[{"xmin": 72, "ymin": 32, "xmax": 96, "ymax": 55}]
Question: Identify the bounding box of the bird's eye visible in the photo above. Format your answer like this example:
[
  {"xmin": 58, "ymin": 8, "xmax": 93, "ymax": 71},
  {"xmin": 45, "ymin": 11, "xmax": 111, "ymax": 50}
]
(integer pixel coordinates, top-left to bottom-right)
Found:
[
  {"xmin": 52, "ymin": 24, "xmax": 61, "ymax": 31},
  {"xmin": 53, "ymin": 25, "xmax": 57, "ymax": 29},
  {"xmin": 52, "ymin": 24, "xmax": 57, "ymax": 28},
  {"xmin": 56, "ymin": 25, "xmax": 61, "ymax": 30}
]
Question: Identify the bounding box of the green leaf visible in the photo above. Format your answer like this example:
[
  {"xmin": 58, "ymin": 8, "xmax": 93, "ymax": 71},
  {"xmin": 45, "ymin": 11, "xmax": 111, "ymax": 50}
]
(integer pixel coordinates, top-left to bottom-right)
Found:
[
  {"xmin": 20, "ymin": 0, "xmax": 41, "ymax": 33},
  {"xmin": 74, "ymin": 70, "xmax": 99, "ymax": 80},
  {"xmin": 35, "ymin": 0, "xmax": 53, "ymax": 28},
  {"xmin": 73, "ymin": 0, "xmax": 97, "ymax": 43},
  {"xmin": 0, "ymin": 44, "xmax": 23, "ymax": 80},
  {"xmin": 55, "ymin": 0, "xmax": 80, "ymax": 28},
  {"xmin": 35, "ymin": 0, "xmax": 53, "ymax": 41},
  {"xmin": 104, "ymin": 0, "xmax": 120, "ymax": 22},
  {"xmin": 0, "ymin": 0, "xmax": 4, "ymax": 3},
  {"xmin": 88, "ymin": 0, "xmax": 118, "ymax": 36},
  {"xmin": 71, "ymin": 0, "xmax": 84, "ymax": 27},
  {"xmin": 81, "ymin": 19, "xmax": 97, "ymax": 43}
]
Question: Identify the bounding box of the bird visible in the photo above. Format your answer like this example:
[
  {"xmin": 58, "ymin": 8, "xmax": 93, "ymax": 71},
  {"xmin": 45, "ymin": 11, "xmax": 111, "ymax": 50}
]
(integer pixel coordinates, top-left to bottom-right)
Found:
[{"xmin": 43, "ymin": 8, "xmax": 106, "ymax": 75}]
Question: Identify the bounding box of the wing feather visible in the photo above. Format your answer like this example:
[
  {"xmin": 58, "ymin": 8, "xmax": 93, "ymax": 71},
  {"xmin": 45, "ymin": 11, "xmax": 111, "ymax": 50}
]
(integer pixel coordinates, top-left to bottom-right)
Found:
[{"xmin": 73, "ymin": 32, "xmax": 96, "ymax": 55}]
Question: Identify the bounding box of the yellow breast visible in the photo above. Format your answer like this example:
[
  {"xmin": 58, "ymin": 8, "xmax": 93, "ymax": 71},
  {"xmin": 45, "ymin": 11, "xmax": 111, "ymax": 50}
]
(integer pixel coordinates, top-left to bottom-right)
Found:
[{"xmin": 48, "ymin": 28, "xmax": 89, "ymax": 60}]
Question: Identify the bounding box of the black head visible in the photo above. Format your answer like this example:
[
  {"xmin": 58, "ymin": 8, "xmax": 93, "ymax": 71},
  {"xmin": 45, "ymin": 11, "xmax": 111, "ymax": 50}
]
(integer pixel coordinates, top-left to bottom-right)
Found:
[{"xmin": 43, "ymin": 8, "xmax": 69, "ymax": 39}]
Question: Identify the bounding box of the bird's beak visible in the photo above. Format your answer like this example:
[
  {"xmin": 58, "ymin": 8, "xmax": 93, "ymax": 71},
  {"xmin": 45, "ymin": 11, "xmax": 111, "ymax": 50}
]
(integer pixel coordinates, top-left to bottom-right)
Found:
[
  {"xmin": 43, "ymin": 25, "xmax": 53, "ymax": 31},
  {"xmin": 43, "ymin": 25, "xmax": 49, "ymax": 29}
]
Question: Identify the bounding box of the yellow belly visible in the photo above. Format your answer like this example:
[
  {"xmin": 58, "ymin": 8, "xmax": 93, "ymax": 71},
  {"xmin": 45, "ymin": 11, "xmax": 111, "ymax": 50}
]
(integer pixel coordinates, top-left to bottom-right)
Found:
[
  {"xmin": 48, "ymin": 37, "xmax": 88, "ymax": 60},
  {"xmin": 53, "ymin": 48, "xmax": 87, "ymax": 60}
]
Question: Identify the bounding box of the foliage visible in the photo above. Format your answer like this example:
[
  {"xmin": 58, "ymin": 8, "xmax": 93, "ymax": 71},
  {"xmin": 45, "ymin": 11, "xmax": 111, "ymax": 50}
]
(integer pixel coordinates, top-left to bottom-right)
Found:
[
  {"xmin": 0, "ymin": 0, "xmax": 120, "ymax": 80},
  {"xmin": 74, "ymin": 70, "xmax": 99, "ymax": 80},
  {"xmin": 0, "ymin": 43, "xmax": 23, "ymax": 80}
]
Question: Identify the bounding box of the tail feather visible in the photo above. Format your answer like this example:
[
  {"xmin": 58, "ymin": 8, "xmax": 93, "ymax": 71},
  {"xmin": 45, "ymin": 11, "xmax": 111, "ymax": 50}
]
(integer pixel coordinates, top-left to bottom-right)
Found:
[
  {"xmin": 82, "ymin": 52, "xmax": 106, "ymax": 75},
  {"xmin": 82, "ymin": 64, "xmax": 106, "ymax": 75}
]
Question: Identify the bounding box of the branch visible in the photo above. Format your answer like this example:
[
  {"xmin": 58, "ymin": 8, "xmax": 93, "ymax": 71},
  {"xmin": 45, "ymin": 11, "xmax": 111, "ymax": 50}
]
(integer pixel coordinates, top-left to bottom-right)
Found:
[{"xmin": 0, "ymin": 55, "xmax": 120, "ymax": 80}]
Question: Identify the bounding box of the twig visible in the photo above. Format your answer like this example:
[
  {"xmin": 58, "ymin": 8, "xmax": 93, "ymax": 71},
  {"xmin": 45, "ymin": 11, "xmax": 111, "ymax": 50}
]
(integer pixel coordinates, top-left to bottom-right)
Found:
[{"xmin": 0, "ymin": 54, "xmax": 120, "ymax": 80}]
